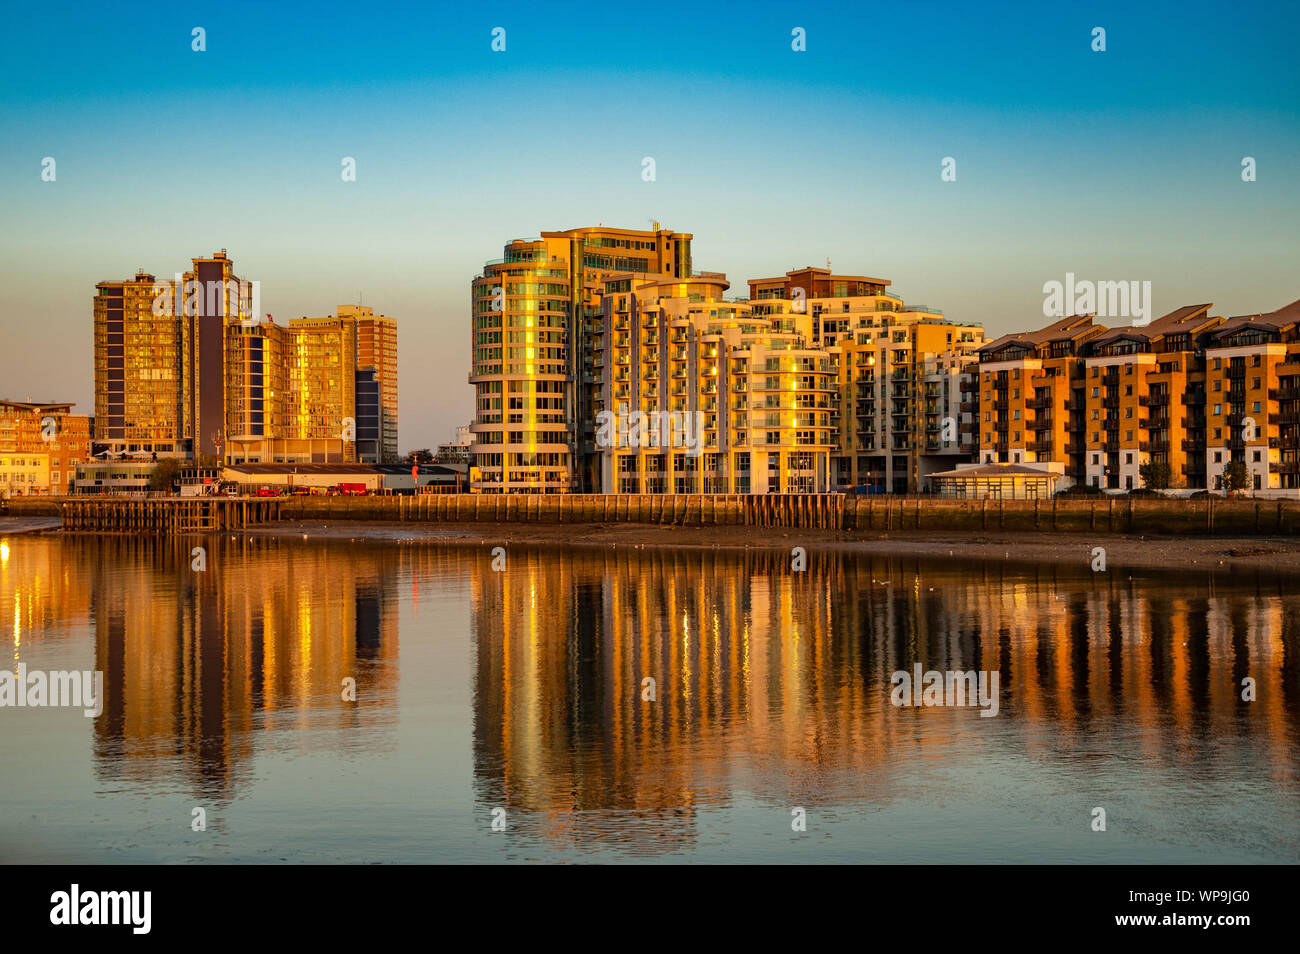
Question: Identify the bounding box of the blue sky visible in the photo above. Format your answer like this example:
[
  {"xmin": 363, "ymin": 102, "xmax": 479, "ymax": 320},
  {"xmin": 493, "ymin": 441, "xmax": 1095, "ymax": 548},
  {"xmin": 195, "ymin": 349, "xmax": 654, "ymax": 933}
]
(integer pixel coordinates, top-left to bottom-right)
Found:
[{"xmin": 2, "ymin": 0, "xmax": 1297, "ymax": 449}]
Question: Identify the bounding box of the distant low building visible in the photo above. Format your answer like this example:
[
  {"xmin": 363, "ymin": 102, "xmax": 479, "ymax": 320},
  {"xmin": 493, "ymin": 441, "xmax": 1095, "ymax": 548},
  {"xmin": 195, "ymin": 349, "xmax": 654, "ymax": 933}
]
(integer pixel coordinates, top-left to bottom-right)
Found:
[
  {"xmin": 436, "ymin": 425, "xmax": 473, "ymax": 464},
  {"xmin": 928, "ymin": 461, "xmax": 1063, "ymax": 499},
  {"xmin": 0, "ymin": 399, "xmax": 94, "ymax": 494},
  {"xmin": 222, "ymin": 462, "xmax": 467, "ymax": 493},
  {"xmin": 74, "ymin": 460, "xmax": 156, "ymax": 494}
]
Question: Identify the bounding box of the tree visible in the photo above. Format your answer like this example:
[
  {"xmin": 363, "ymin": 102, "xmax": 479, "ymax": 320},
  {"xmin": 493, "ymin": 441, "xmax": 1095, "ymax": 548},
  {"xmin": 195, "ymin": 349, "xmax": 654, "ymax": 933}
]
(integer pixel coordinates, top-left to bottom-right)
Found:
[
  {"xmin": 1138, "ymin": 459, "xmax": 1171, "ymax": 490},
  {"xmin": 406, "ymin": 448, "xmax": 434, "ymax": 464},
  {"xmin": 1222, "ymin": 458, "xmax": 1250, "ymax": 494},
  {"xmin": 148, "ymin": 457, "xmax": 181, "ymax": 492}
]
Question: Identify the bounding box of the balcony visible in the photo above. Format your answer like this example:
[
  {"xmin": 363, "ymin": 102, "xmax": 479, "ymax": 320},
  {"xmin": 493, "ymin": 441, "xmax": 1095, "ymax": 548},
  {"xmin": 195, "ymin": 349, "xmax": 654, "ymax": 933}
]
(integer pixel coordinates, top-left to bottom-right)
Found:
[
  {"xmin": 1026, "ymin": 395, "xmax": 1053, "ymax": 410},
  {"xmin": 1139, "ymin": 440, "xmax": 1170, "ymax": 454},
  {"xmin": 1102, "ymin": 394, "xmax": 1120, "ymax": 409},
  {"xmin": 1028, "ymin": 417, "xmax": 1053, "ymax": 431},
  {"xmin": 1270, "ymin": 386, "xmax": 1300, "ymax": 401},
  {"xmin": 959, "ymin": 401, "xmax": 975, "ymax": 414},
  {"xmin": 1139, "ymin": 393, "xmax": 1170, "ymax": 407},
  {"xmin": 1272, "ymin": 460, "xmax": 1300, "ymax": 475},
  {"xmin": 1026, "ymin": 440, "xmax": 1054, "ymax": 454},
  {"xmin": 1181, "ymin": 439, "xmax": 1204, "ymax": 452},
  {"xmin": 1181, "ymin": 392, "xmax": 1206, "ymax": 406},
  {"xmin": 1227, "ymin": 365, "xmax": 1246, "ymax": 379}
]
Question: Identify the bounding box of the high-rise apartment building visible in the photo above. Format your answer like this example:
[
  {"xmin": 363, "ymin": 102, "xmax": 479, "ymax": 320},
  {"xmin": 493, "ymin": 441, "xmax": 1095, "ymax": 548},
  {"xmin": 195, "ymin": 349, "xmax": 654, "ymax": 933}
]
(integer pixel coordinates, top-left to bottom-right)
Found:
[
  {"xmin": 470, "ymin": 229, "xmax": 980, "ymax": 494},
  {"xmin": 344, "ymin": 305, "xmax": 398, "ymax": 462},
  {"xmin": 95, "ymin": 254, "xmax": 395, "ymax": 465},
  {"xmin": 747, "ymin": 267, "xmax": 984, "ymax": 493},
  {"xmin": 470, "ymin": 224, "xmax": 693, "ymax": 492}
]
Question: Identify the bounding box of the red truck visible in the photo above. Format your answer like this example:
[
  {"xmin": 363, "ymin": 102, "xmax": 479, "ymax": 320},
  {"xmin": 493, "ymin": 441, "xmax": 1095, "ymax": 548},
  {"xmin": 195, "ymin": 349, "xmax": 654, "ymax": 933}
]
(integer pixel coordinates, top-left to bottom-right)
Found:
[{"xmin": 335, "ymin": 483, "xmax": 368, "ymax": 496}]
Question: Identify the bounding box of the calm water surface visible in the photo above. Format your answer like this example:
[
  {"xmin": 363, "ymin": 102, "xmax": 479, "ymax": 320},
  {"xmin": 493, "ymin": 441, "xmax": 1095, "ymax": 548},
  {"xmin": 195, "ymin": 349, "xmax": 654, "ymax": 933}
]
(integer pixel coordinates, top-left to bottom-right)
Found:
[{"xmin": 1, "ymin": 531, "xmax": 1297, "ymax": 863}]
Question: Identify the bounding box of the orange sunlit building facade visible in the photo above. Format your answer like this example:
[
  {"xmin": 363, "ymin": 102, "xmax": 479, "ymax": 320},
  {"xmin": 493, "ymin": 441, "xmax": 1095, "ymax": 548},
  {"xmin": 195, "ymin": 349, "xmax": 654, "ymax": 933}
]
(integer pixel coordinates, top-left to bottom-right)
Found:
[{"xmin": 976, "ymin": 299, "xmax": 1300, "ymax": 494}]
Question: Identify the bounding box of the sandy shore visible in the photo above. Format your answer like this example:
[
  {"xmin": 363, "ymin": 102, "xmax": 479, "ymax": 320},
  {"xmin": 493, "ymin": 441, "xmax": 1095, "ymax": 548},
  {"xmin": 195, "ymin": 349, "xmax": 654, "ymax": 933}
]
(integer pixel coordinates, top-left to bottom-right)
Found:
[{"xmin": 235, "ymin": 519, "xmax": 1300, "ymax": 576}]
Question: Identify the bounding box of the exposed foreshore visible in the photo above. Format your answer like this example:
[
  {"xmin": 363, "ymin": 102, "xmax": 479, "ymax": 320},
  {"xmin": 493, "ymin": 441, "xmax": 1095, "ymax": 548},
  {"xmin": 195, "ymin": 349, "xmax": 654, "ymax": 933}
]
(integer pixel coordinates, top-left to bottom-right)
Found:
[
  {"xmin": 7, "ymin": 493, "xmax": 1300, "ymax": 574},
  {"xmin": 233, "ymin": 519, "xmax": 1300, "ymax": 577}
]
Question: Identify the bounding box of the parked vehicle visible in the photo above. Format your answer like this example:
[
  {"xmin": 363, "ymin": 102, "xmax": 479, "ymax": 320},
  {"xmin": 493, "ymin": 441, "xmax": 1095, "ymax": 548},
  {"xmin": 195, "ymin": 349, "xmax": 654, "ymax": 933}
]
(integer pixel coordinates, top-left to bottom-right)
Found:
[{"xmin": 335, "ymin": 483, "xmax": 368, "ymax": 496}]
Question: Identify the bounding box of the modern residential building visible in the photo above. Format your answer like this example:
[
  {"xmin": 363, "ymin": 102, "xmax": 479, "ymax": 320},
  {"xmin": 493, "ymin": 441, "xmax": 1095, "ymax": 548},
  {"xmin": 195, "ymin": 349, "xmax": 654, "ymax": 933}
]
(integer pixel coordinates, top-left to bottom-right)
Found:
[
  {"xmin": 975, "ymin": 300, "xmax": 1300, "ymax": 495},
  {"xmin": 469, "ymin": 229, "xmax": 980, "ymax": 494},
  {"xmin": 747, "ymin": 267, "xmax": 984, "ymax": 493},
  {"xmin": 593, "ymin": 273, "xmax": 836, "ymax": 493},
  {"xmin": 0, "ymin": 400, "xmax": 94, "ymax": 494},
  {"xmin": 345, "ymin": 305, "xmax": 399, "ymax": 462},
  {"xmin": 470, "ymin": 224, "xmax": 694, "ymax": 493},
  {"xmin": 95, "ymin": 254, "xmax": 396, "ymax": 466}
]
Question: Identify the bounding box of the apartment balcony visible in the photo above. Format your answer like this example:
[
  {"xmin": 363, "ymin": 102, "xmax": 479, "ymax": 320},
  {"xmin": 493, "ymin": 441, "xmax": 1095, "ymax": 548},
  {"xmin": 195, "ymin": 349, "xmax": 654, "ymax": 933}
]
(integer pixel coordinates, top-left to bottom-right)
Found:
[
  {"xmin": 1064, "ymin": 442, "xmax": 1085, "ymax": 455},
  {"xmin": 1181, "ymin": 463, "xmax": 1204, "ymax": 477},
  {"xmin": 1028, "ymin": 417, "xmax": 1053, "ymax": 431},
  {"xmin": 1181, "ymin": 438, "xmax": 1204, "ymax": 452},
  {"xmin": 1139, "ymin": 440, "xmax": 1170, "ymax": 454},
  {"xmin": 1026, "ymin": 395, "xmax": 1053, "ymax": 410},
  {"xmin": 1139, "ymin": 393, "xmax": 1170, "ymax": 407},
  {"xmin": 1026, "ymin": 440, "xmax": 1054, "ymax": 454},
  {"xmin": 1277, "ymin": 411, "xmax": 1300, "ymax": 426},
  {"xmin": 1102, "ymin": 440, "xmax": 1120, "ymax": 453},
  {"xmin": 1065, "ymin": 419, "xmax": 1085, "ymax": 432},
  {"xmin": 992, "ymin": 400, "xmax": 1008, "ymax": 411},
  {"xmin": 959, "ymin": 401, "xmax": 975, "ymax": 414},
  {"xmin": 1181, "ymin": 392, "xmax": 1206, "ymax": 406},
  {"xmin": 1270, "ymin": 386, "xmax": 1300, "ymax": 401},
  {"xmin": 1272, "ymin": 460, "xmax": 1300, "ymax": 475},
  {"xmin": 1102, "ymin": 394, "xmax": 1120, "ymax": 409},
  {"xmin": 1227, "ymin": 365, "xmax": 1246, "ymax": 379},
  {"xmin": 1064, "ymin": 398, "xmax": 1085, "ymax": 412}
]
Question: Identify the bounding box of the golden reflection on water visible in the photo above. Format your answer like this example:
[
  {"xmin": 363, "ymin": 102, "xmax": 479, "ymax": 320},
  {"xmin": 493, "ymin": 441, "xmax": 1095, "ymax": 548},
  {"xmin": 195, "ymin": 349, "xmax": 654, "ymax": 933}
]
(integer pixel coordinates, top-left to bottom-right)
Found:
[
  {"xmin": 2, "ymin": 533, "xmax": 1298, "ymax": 855},
  {"xmin": 469, "ymin": 547, "xmax": 1300, "ymax": 848}
]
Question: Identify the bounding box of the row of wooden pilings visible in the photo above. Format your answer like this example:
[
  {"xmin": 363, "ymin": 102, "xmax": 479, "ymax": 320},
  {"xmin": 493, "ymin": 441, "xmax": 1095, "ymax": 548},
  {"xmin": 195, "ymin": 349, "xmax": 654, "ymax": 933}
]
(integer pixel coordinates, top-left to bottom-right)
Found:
[
  {"xmin": 13, "ymin": 492, "xmax": 1300, "ymax": 536},
  {"xmin": 59, "ymin": 497, "xmax": 283, "ymax": 534},
  {"xmin": 283, "ymin": 493, "xmax": 847, "ymax": 528},
  {"xmin": 279, "ymin": 492, "xmax": 1300, "ymax": 535}
]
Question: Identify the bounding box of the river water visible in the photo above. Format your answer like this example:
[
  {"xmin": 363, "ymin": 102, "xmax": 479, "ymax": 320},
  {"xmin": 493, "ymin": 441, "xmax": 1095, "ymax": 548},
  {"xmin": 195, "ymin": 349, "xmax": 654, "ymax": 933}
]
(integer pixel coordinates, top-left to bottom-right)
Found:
[{"xmin": 1, "ymin": 531, "xmax": 1296, "ymax": 863}]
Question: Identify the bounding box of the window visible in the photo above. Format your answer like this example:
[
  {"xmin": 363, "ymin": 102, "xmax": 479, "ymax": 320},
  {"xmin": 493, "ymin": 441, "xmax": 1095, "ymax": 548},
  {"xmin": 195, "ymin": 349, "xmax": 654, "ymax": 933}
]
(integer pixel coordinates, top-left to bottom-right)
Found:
[
  {"xmin": 1125, "ymin": 385, "xmax": 1133, "ymax": 395},
  {"xmin": 1013, "ymin": 410, "xmax": 1020, "ymax": 420},
  {"xmin": 1092, "ymin": 454, "xmax": 1100, "ymax": 465},
  {"xmin": 1253, "ymin": 401, "xmax": 1261, "ymax": 412},
  {"xmin": 1253, "ymin": 450, "xmax": 1261, "ymax": 462},
  {"xmin": 1214, "ymin": 404, "xmax": 1221, "ymax": 415},
  {"xmin": 1214, "ymin": 380, "xmax": 1221, "ymax": 391},
  {"xmin": 1214, "ymin": 451, "xmax": 1222, "ymax": 463},
  {"xmin": 1253, "ymin": 355, "xmax": 1261, "ymax": 366},
  {"xmin": 1092, "ymin": 387, "xmax": 1099, "ymax": 397},
  {"xmin": 1253, "ymin": 378, "xmax": 1261, "ymax": 389},
  {"xmin": 1125, "ymin": 407, "xmax": 1133, "ymax": 418},
  {"xmin": 1125, "ymin": 453, "xmax": 1133, "ymax": 464}
]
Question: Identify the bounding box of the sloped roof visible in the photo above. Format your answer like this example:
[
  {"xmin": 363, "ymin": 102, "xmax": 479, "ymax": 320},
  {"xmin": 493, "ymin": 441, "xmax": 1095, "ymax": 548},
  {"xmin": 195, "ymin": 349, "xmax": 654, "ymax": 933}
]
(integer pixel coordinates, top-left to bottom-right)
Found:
[
  {"xmin": 1089, "ymin": 304, "xmax": 1214, "ymax": 348},
  {"xmin": 977, "ymin": 315, "xmax": 1100, "ymax": 357}
]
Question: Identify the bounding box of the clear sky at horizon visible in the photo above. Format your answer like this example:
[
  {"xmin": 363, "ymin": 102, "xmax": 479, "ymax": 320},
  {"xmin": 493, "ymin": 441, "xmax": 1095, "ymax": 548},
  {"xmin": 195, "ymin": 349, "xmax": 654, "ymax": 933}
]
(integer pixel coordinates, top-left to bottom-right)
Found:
[{"xmin": 2, "ymin": 0, "xmax": 1297, "ymax": 451}]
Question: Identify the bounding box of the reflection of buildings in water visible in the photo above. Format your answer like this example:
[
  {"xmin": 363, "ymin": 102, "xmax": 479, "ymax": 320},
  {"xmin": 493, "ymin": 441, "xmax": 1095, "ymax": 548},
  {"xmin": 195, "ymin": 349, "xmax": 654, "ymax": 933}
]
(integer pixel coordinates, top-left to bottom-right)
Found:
[
  {"xmin": 470, "ymin": 548, "xmax": 1300, "ymax": 851},
  {"xmin": 61, "ymin": 535, "xmax": 404, "ymax": 801}
]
